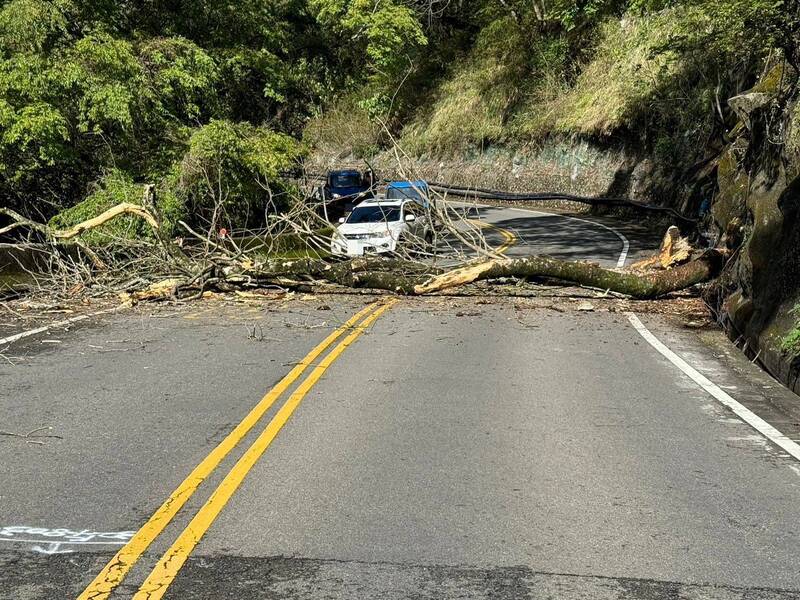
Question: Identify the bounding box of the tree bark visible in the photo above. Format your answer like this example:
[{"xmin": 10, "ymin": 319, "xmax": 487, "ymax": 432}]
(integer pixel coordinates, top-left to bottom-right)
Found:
[
  {"xmin": 231, "ymin": 251, "xmax": 723, "ymax": 298},
  {"xmin": 412, "ymin": 251, "xmax": 725, "ymax": 298},
  {"xmin": 1, "ymin": 203, "xmax": 725, "ymax": 300},
  {"xmin": 52, "ymin": 202, "xmax": 159, "ymax": 239},
  {"xmin": 239, "ymin": 256, "xmax": 436, "ymax": 294}
]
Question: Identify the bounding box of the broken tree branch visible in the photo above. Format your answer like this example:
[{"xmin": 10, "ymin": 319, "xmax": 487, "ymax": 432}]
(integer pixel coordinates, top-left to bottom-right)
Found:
[
  {"xmin": 51, "ymin": 202, "xmax": 159, "ymax": 240},
  {"xmin": 1, "ymin": 187, "xmax": 725, "ymax": 303},
  {"xmin": 413, "ymin": 250, "xmax": 725, "ymax": 298}
]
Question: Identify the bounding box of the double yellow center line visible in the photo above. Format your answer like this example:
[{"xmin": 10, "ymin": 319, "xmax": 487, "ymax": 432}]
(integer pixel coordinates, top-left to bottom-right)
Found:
[
  {"xmin": 467, "ymin": 219, "xmax": 516, "ymax": 256},
  {"xmin": 491, "ymin": 224, "xmax": 516, "ymax": 255},
  {"xmin": 78, "ymin": 298, "xmax": 397, "ymax": 600}
]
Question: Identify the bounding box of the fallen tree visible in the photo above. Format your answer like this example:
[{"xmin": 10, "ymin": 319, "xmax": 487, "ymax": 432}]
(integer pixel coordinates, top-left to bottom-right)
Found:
[
  {"xmin": 411, "ymin": 251, "xmax": 724, "ymax": 297},
  {"xmin": 1, "ymin": 201, "xmax": 724, "ymax": 300},
  {"xmin": 198, "ymin": 249, "xmax": 722, "ymax": 299}
]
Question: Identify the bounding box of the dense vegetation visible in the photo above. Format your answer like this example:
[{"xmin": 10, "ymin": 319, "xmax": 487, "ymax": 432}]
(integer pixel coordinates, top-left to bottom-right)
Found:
[
  {"xmin": 0, "ymin": 0, "xmax": 430, "ymax": 231},
  {"xmin": 1, "ymin": 0, "xmax": 798, "ymax": 233}
]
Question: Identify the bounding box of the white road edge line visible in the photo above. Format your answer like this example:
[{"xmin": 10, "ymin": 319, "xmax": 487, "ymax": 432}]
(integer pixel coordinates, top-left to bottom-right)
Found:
[
  {"xmin": 0, "ymin": 307, "xmax": 121, "ymax": 347},
  {"xmin": 627, "ymin": 312, "xmax": 800, "ymax": 463},
  {"xmin": 508, "ymin": 207, "xmax": 630, "ymax": 267}
]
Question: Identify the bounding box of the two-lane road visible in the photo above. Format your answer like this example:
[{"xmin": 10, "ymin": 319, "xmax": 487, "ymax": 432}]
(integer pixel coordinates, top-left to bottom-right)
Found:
[
  {"xmin": 2, "ymin": 208, "xmax": 800, "ymax": 599},
  {"xmin": 471, "ymin": 204, "xmax": 631, "ymax": 266}
]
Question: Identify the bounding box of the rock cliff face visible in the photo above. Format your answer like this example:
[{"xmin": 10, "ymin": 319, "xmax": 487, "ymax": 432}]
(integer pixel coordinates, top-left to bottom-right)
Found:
[{"xmin": 711, "ymin": 66, "xmax": 800, "ymax": 391}]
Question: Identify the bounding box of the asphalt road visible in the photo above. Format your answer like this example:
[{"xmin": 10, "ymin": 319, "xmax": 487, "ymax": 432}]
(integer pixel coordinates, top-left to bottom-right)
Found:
[
  {"xmin": 470, "ymin": 204, "xmax": 634, "ymax": 266},
  {"xmin": 2, "ymin": 209, "xmax": 800, "ymax": 600}
]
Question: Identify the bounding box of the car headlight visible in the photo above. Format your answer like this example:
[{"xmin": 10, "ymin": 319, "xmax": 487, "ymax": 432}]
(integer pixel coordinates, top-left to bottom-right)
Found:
[{"xmin": 376, "ymin": 230, "xmax": 392, "ymax": 238}]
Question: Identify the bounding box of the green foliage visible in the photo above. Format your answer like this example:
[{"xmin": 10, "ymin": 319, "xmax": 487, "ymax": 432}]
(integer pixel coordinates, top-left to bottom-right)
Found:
[
  {"xmin": 781, "ymin": 327, "xmax": 800, "ymax": 356},
  {"xmin": 310, "ymin": 0, "xmax": 427, "ymax": 111},
  {"xmin": 670, "ymin": 0, "xmax": 798, "ymax": 64},
  {"xmin": 69, "ymin": 33, "xmax": 143, "ymax": 133},
  {"xmin": 2, "ymin": 102, "xmax": 69, "ymax": 171},
  {"xmin": 400, "ymin": 1, "xmax": 771, "ymax": 174},
  {"xmin": 0, "ymin": 0, "xmax": 71, "ymax": 53},
  {"xmin": 48, "ymin": 170, "xmax": 153, "ymax": 242},
  {"xmin": 401, "ymin": 16, "xmax": 575, "ymax": 153},
  {"xmin": 312, "ymin": 0, "xmax": 426, "ymax": 72},
  {"xmin": 345, "ymin": 0, "xmax": 427, "ymax": 70},
  {"xmin": 304, "ymin": 98, "xmax": 382, "ymax": 159},
  {"xmin": 3, "ymin": 0, "xmax": 799, "ymax": 235},
  {"xmin": 48, "ymin": 168, "xmax": 188, "ymax": 241},
  {"xmin": 781, "ymin": 304, "xmax": 800, "ymax": 356},
  {"xmin": 139, "ymin": 37, "xmax": 218, "ymax": 121},
  {"xmin": 531, "ymin": 14, "xmax": 687, "ymax": 136},
  {"xmin": 177, "ymin": 120, "xmax": 306, "ymax": 229},
  {"xmin": 787, "ymin": 102, "xmax": 800, "ymax": 178},
  {"xmin": 401, "ymin": 17, "xmax": 526, "ymax": 153},
  {"xmin": 0, "ymin": 0, "xmax": 337, "ymax": 227}
]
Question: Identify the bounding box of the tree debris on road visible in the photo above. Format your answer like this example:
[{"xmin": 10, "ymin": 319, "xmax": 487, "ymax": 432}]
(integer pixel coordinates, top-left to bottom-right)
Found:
[
  {"xmin": 631, "ymin": 225, "xmax": 693, "ymax": 270},
  {"xmin": 1, "ymin": 196, "xmax": 724, "ymax": 302}
]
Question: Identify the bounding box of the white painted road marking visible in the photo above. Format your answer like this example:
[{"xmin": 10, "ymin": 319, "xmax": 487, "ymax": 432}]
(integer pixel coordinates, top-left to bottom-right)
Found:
[
  {"xmin": 0, "ymin": 526, "xmax": 135, "ymax": 544},
  {"xmin": 628, "ymin": 313, "xmax": 800, "ymax": 464},
  {"xmin": 31, "ymin": 542, "xmax": 73, "ymax": 555},
  {"xmin": 0, "ymin": 307, "xmax": 121, "ymax": 347},
  {"xmin": 509, "ymin": 207, "xmax": 630, "ymax": 267},
  {"xmin": 0, "ymin": 538, "xmax": 130, "ymax": 545}
]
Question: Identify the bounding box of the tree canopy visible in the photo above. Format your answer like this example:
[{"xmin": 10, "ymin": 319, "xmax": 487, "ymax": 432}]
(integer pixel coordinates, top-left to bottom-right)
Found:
[{"xmin": 1, "ymin": 0, "xmax": 797, "ymax": 230}]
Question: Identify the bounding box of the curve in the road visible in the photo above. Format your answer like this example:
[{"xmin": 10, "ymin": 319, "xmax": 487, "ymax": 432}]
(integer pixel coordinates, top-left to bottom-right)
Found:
[
  {"xmin": 475, "ymin": 204, "xmax": 630, "ymax": 267},
  {"xmin": 465, "ymin": 218, "xmax": 518, "ymax": 256},
  {"xmin": 508, "ymin": 207, "xmax": 630, "ymax": 267}
]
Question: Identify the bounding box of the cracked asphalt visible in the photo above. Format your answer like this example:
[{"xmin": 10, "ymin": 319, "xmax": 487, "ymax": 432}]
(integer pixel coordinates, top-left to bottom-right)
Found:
[{"xmin": 2, "ymin": 209, "xmax": 800, "ymax": 599}]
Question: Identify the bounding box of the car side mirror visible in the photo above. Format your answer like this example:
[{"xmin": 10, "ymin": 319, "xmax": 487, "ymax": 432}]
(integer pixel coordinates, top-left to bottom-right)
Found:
[
  {"xmin": 338, "ymin": 217, "xmax": 346, "ymax": 224},
  {"xmin": 405, "ymin": 214, "xmax": 416, "ymax": 222}
]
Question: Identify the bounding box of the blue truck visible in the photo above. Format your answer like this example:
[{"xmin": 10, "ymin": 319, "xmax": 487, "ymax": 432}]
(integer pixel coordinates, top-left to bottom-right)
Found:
[
  {"xmin": 385, "ymin": 180, "xmax": 431, "ymax": 208},
  {"xmin": 321, "ymin": 169, "xmax": 376, "ymax": 221}
]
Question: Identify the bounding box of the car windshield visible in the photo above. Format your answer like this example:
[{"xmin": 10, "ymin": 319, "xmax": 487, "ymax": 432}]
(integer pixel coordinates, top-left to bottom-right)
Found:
[
  {"xmin": 331, "ymin": 173, "xmax": 361, "ymax": 188},
  {"xmin": 346, "ymin": 205, "xmax": 401, "ymax": 224},
  {"xmin": 386, "ymin": 185, "xmax": 426, "ymax": 201}
]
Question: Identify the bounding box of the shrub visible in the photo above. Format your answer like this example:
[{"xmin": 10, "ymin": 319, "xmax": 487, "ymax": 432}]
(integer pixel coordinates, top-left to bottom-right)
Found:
[
  {"xmin": 401, "ymin": 17, "xmax": 539, "ymax": 155},
  {"xmin": 781, "ymin": 303, "xmax": 800, "ymax": 356},
  {"xmin": 176, "ymin": 120, "xmax": 306, "ymax": 231}
]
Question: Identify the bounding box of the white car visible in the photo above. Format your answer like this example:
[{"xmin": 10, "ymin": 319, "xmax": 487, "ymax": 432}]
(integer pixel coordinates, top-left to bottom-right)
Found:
[{"xmin": 330, "ymin": 198, "xmax": 432, "ymax": 257}]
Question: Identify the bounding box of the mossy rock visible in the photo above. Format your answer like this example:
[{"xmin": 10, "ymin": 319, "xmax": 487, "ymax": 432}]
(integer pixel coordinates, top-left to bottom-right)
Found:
[
  {"xmin": 713, "ymin": 144, "xmax": 749, "ymax": 232},
  {"xmin": 749, "ymin": 63, "xmax": 793, "ymax": 96}
]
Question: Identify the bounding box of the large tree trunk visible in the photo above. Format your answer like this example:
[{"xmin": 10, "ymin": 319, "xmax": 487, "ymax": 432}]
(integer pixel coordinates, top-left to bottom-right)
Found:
[
  {"xmin": 235, "ymin": 251, "xmax": 723, "ymax": 299},
  {"xmin": 412, "ymin": 251, "xmax": 725, "ymax": 298},
  {"xmin": 237, "ymin": 257, "xmax": 436, "ymax": 294}
]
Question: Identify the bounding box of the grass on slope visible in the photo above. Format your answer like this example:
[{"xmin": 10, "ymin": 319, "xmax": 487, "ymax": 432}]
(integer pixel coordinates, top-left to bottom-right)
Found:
[{"xmin": 399, "ymin": 8, "xmax": 716, "ymax": 166}]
